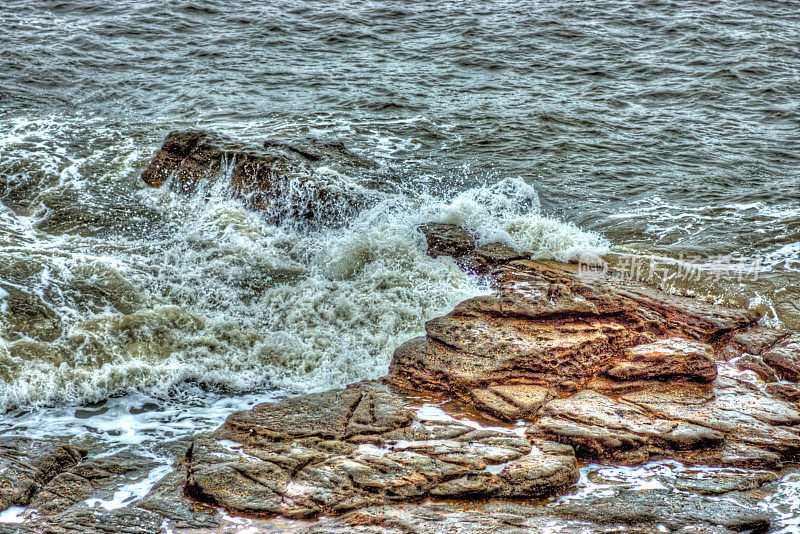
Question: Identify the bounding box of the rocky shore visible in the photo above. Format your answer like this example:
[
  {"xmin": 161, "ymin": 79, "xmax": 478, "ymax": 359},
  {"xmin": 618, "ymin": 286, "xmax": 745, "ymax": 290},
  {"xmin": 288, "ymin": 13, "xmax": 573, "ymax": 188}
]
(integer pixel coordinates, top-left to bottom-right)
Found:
[{"xmin": 2, "ymin": 131, "xmax": 798, "ymax": 533}]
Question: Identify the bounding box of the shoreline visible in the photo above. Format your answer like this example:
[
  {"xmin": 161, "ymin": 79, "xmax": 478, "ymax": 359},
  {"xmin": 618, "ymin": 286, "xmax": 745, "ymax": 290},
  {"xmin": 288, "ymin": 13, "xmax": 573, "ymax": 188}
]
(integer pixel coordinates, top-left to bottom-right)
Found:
[{"xmin": 2, "ymin": 131, "xmax": 798, "ymax": 533}]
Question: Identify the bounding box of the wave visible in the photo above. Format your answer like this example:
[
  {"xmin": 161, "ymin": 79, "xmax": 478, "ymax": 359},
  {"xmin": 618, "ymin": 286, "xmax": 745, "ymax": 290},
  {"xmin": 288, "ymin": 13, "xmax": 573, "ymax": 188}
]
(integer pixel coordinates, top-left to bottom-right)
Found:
[{"xmin": 0, "ymin": 118, "xmax": 609, "ymax": 411}]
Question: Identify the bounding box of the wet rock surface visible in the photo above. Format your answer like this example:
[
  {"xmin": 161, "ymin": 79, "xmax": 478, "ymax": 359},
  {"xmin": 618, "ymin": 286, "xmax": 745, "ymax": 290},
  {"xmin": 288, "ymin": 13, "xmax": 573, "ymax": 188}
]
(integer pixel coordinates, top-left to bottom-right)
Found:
[
  {"xmin": 0, "ymin": 438, "xmax": 85, "ymax": 513},
  {"xmin": 6, "ymin": 223, "xmax": 799, "ymax": 533},
  {"xmin": 390, "ymin": 234, "xmax": 799, "ymax": 469},
  {"xmin": 184, "ymin": 384, "xmax": 578, "ymax": 519},
  {"xmin": 140, "ymin": 130, "xmax": 374, "ymax": 225}
]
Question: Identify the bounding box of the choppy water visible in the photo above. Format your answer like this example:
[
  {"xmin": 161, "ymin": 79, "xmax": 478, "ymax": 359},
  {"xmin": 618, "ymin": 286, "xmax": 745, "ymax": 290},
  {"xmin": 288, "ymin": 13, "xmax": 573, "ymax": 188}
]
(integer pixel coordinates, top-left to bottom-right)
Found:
[{"xmin": 1, "ymin": 0, "xmax": 799, "ymax": 516}]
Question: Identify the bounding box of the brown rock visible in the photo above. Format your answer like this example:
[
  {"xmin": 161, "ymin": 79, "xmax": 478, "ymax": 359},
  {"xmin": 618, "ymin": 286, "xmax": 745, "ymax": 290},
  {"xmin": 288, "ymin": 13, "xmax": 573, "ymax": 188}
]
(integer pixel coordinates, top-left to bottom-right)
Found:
[
  {"xmin": 140, "ymin": 130, "xmax": 372, "ymax": 225},
  {"xmin": 417, "ymin": 223, "xmax": 476, "ymax": 258},
  {"xmin": 527, "ymin": 390, "xmax": 724, "ymax": 461},
  {"xmin": 620, "ymin": 366, "xmax": 800, "ymax": 463},
  {"xmin": 734, "ymin": 354, "xmax": 779, "ymax": 382},
  {"xmin": 470, "ymin": 384, "xmax": 552, "ymax": 420},
  {"xmin": 0, "ymin": 440, "xmax": 85, "ymax": 512},
  {"xmin": 731, "ymin": 326, "xmax": 787, "ymax": 355},
  {"xmin": 388, "ymin": 255, "xmax": 793, "ymax": 468},
  {"xmin": 765, "ymin": 381, "xmax": 800, "ymax": 403},
  {"xmin": 763, "ymin": 334, "xmax": 800, "ymax": 381},
  {"xmin": 389, "ymin": 260, "xmax": 756, "ymax": 404},
  {"xmin": 472, "ymin": 242, "xmax": 526, "ymax": 264},
  {"xmin": 604, "ymin": 337, "xmax": 717, "ymax": 383},
  {"xmin": 184, "ymin": 384, "xmax": 578, "ymax": 519}
]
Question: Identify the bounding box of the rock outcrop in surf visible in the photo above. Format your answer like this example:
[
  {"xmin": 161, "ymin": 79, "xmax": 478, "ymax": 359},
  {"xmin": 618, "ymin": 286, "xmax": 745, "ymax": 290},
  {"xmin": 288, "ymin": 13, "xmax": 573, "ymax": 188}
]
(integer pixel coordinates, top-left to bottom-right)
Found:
[
  {"xmin": 140, "ymin": 130, "xmax": 375, "ymax": 225},
  {"xmin": 5, "ymin": 222, "xmax": 798, "ymax": 533},
  {"xmin": 393, "ymin": 224, "xmax": 799, "ymax": 469}
]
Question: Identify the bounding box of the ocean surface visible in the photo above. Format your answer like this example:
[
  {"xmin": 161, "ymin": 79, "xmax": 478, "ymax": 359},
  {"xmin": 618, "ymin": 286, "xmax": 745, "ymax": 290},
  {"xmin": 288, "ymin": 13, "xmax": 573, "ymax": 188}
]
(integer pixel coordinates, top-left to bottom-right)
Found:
[{"xmin": 1, "ymin": 0, "xmax": 799, "ymax": 527}]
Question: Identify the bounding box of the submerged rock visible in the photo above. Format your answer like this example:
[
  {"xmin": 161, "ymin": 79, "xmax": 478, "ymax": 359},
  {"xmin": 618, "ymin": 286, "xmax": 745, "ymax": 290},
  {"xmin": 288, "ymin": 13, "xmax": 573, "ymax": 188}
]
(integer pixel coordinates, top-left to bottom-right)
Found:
[{"xmin": 140, "ymin": 129, "xmax": 374, "ymax": 225}]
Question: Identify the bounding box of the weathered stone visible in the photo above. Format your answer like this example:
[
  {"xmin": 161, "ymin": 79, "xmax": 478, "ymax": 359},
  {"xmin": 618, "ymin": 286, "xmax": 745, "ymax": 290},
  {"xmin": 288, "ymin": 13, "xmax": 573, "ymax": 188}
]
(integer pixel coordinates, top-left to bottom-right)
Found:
[
  {"xmin": 27, "ymin": 453, "xmax": 157, "ymax": 516},
  {"xmin": 604, "ymin": 337, "xmax": 717, "ymax": 383},
  {"xmin": 390, "ymin": 260, "xmax": 757, "ymax": 403},
  {"xmin": 763, "ymin": 334, "xmax": 800, "ymax": 381},
  {"xmin": 472, "ymin": 242, "xmax": 526, "ymax": 264},
  {"xmin": 470, "ymin": 384, "xmax": 551, "ymax": 420},
  {"xmin": 417, "ymin": 223, "xmax": 476, "ymax": 258},
  {"xmin": 14, "ymin": 506, "xmax": 165, "ymax": 534},
  {"xmin": 620, "ymin": 367, "xmax": 800, "ymax": 463},
  {"xmin": 0, "ymin": 439, "xmax": 85, "ymax": 512},
  {"xmin": 140, "ymin": 130, "xmax": 372, "ymax": 225},
  {"xmin": 263, "ymin": 137, "xmax": 373, "ymax": 167},
  {"xmin": 731, "ymin": 326, "xmax": 787, "ymax": 355},
  {"xmin": 302, "ymin": 494, "xmax": 769, "ymax": 534},
  {"xmin": 734, "ymin": 354, "xmax": 779, "ymax": 382},
  {"xmin": 528, "ymin": 390, "xmax": 724, "ymax": 462},
  {"xmin": 137, "ymin": 468, "xmax": 222, "ymax": 530},
  {"xmin": 542, "ymin": 489, "xmax": 771, "ymax": 532},
  {"xmin": 388, "ymin": 254, "xmax": 794, "ymax": 468},
  {"xmin": 299, "ymin": 502, "xmax": 668, "ymax": 533},
  {"xmin": 185, "ymin": 385, "xmax": 578, "ymax": 519},
  {"xmin": 765, "ymin": 381, "xmax": 800, "ymax": 403}
]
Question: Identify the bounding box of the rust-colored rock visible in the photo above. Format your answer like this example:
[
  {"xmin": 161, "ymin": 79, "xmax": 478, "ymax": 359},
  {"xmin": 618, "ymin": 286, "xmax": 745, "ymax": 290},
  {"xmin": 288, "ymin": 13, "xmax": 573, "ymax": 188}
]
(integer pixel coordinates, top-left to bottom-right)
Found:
[
  {"xmin": 762, "ymin": 334, "xmax": 800, "ymax": 382},
  {"xmin": 388, "ymin": 235, "xmax": 800, "ymax": 467}
]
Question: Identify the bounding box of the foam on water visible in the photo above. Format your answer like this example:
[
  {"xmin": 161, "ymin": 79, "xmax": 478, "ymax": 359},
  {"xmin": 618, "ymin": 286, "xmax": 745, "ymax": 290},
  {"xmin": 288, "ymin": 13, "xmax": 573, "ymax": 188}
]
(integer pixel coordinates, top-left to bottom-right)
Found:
[
  {"xmin": 84, "ymin": 464, "xmax": 173, "ymax": 511},
  {"xmin": 0, "ymin": 116, "xmax": 609, "ymax": 413}
]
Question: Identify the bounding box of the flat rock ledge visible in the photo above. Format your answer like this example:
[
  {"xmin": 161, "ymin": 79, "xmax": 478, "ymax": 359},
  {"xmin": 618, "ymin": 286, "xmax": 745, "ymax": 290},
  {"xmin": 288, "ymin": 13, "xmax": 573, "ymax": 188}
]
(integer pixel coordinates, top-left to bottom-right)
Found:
[{"xmin": 185, "ymin": 384, "xmax": 578, "ymax": 519}]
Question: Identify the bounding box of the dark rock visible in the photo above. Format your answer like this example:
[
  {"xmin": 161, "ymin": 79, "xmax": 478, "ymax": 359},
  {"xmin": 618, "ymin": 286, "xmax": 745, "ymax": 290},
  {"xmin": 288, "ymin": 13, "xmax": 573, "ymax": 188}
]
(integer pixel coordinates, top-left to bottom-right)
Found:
[
  {"xmin": 138, "ymin": 468, "xmax": 221, "ymax": 530},
  {"xmin": 0, "ymin": 439, "xmax": 85, "ymax": 512},
  {"xmin": 541, "ymin": 488, "xmax": 771, "ymax": 532},
  {"xmin": 417, "ymin": 223, "xmax": 476, "ymax": 258},
  {"xmin": 14, "ymin": 506, "xmax": 165, "ymax": 534},
  {"xmin": 140, "ymin": 130, "xmax": 373, "ymax": 225},
  {"xmin": 28, "ymin": 453, "xmax": 156, "ymax": 516},
  {"xmin": 263, "ymin": 137, "xmax": 373, "ymax": 167},
  {"xmin": 301, "ymin": 498, "xmax": 763, "ymax": 534},
  {"xmin": 473, "ymin": 242, "xmax": 527, "ymax": 264}
]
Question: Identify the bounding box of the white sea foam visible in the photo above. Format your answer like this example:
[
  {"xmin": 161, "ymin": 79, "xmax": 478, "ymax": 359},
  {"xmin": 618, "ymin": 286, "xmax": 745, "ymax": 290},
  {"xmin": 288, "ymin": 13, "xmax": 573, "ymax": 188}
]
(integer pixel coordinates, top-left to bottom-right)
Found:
[
  {"xmin": 1, "ymin": 118, "xmax": 609, "ymax": 412},
  {"xmin": 85, "ymin": 464, "xmax": 173, "ymax": 511}
]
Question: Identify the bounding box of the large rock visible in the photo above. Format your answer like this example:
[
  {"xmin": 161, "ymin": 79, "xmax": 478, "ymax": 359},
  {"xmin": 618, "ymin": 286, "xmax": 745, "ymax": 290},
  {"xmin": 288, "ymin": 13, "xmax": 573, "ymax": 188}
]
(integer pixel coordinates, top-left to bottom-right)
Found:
[
  {"xmin": 388, "ymin": 250, "xmax": 800, "ymax": 468},
  {"xmin": 0, "ymin": 438, "xmax": 85, "ymax": 512},
  {"xmin": 184, "ymin": 384, "xmax": 578, "ymax": 519},
  {"xmin": 299, "ymin": 493, "xmax": 771, "ymax": 534},
  {"xmin": 763, "ymin": 334, "xmax": 800, "ymax": 381},
  {"xmin": 140, "ymin": 130, "xmax": 373, "ymax": 225},
  {"xmin": 390, "ymin": 260, "xmax": 756, "ymax": 405}
]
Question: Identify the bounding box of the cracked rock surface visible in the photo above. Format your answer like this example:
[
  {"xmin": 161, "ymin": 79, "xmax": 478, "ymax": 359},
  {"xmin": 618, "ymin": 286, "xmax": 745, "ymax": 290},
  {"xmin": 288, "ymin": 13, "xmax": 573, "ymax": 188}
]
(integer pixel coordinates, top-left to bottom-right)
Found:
[
  {"xmin": 184, "ymin": 385, "xmax": 578, "ymax": 518},
  {"xmin": 390, "ymin": 240, "xmax": 800, "ymax": 469}
]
